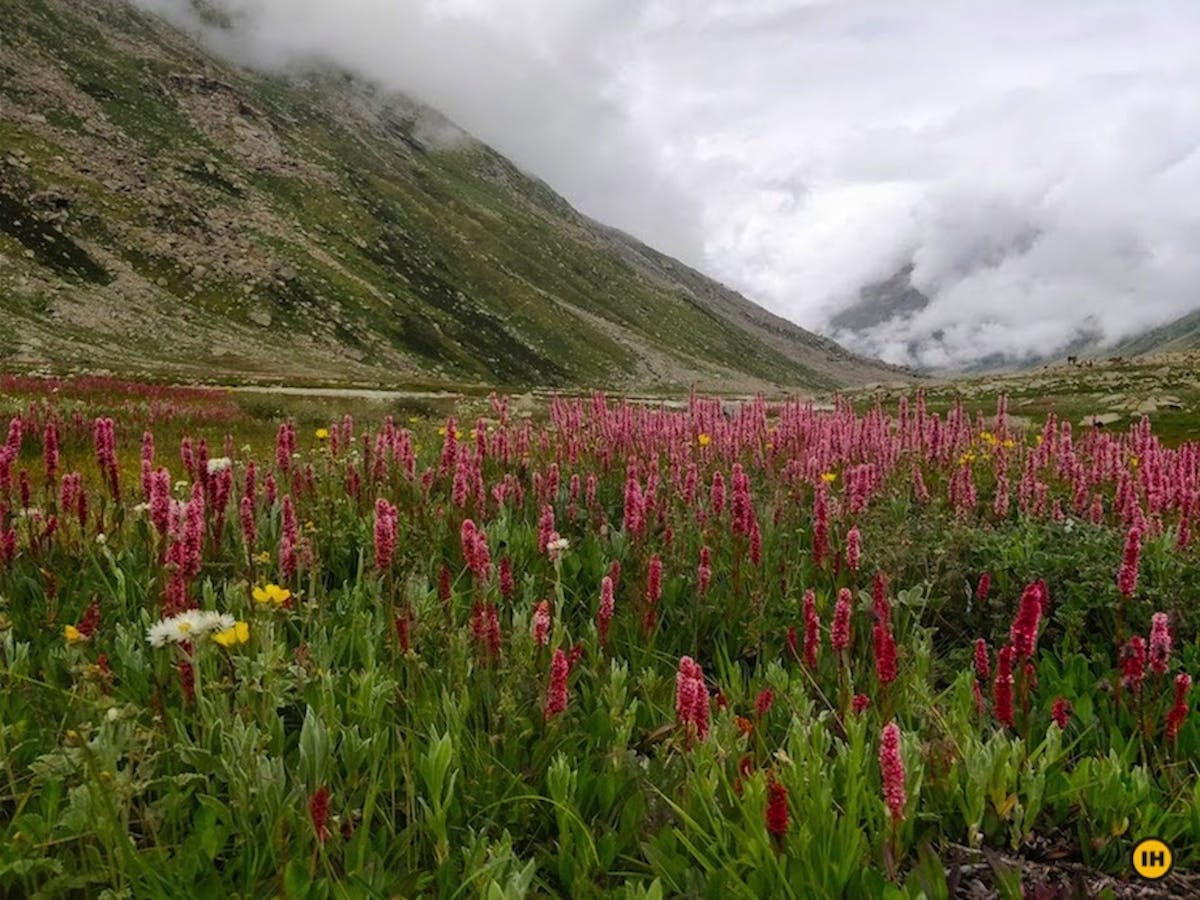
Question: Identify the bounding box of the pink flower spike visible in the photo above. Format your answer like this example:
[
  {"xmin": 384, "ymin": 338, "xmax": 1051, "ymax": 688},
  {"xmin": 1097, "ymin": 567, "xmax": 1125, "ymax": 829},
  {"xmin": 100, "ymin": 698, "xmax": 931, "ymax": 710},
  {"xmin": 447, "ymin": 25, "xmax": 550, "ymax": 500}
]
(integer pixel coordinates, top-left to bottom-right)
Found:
[{"xmin": 879, "ymin": 722, "xmax": 906, "ymax": 822}]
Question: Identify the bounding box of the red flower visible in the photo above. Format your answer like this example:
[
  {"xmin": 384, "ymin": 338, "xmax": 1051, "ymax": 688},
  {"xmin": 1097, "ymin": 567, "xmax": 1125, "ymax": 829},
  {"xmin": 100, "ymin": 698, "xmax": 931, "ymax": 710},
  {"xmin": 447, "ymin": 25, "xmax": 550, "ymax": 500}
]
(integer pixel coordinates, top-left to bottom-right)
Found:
[
  {"xmin": 675, "ymin": 656, "xmax": 710, "ymax": 743},
  {"xmin": 1121, "ymin": 636, "xmax": 1147, "ymax": 694},
  {"xmin": 852, "ymin": 693, "xmax": 871, "ymax": 715},
  {"xmin": 597, "ymin": 575, "xmax": 615, "ymax": 645},
  {"xmin": 710, "ymin": 471, "xmax": 726, "ymax": 518},
  {"xmin": 994, "ymin": 645, "xmax": 1015, "ymax": 728},
  {"xmin": 846, "ymin": 526, "xmax": 861, "ymax": 572},
  {"xmin": 802, "ymin": 588, "xmax": 820, "ymax": 669},
  {"xmin": 537, "ymin": 503, "xmax": 556, "ymax": 554},
  {"xmin": 1165, "ymin": 673, "xmax": 1191, "ymax": 742},
  {"xmin": 879, "ymin": 722, "xmax": 906, "ymax": 821},
  {"xmin": 544, "ymin": 648, "xmax": 569, "ymax": 721},
  {"xmin": 1149, "ymin": 612, "xmax": 1172, "ymax": 676},
  {"xmin": 871, "ymin": 572, "xmax": 889, "ymax": 626},
  {"xmin": 375, "ymin": 499, "xmax": 398, "ymax": 572},
  {"xmin": 308, "ymin": 786, "xmax": 331, "ymax": 844},
  {"xmin": 731, "ymin": 463, "xmax": 752, "ymax": 536},
  {"xmin": 873, "ymin": 623, "xmax": 897, "ymax": 685},
  {"xmin": 831, "ymin": 588, "xmax": 852, "ymax": 652},
  {"xmin": 766, "ymin": 780, "xmax": 789, "ymax": 840},
  {"xmin": 646, "ymin": 554, "xmax": 663, "ymax": 605},
  {"xmin": 239, "ymin": 494, "xmax": 256, "ymax": 553},
  {"xmin": 754, "ymin": 689, "xmax": 775, "ymax": 717},
  {"xmin": 394, "ymin": 613, "xmax": 411, "ymax": 653},
  {"xmin": 470, "ymin": 602, "xmax": 502, "ymax": 662},
  {"xmin": 76, "ymin": 597, "xmax": 101, "ymax": 638},
  {"xmin": 812, "ymin": 483, "xmax": 830, "ymax": 566},
  {"xmin": 1117, "ymin": 525, "xmax": 1142, "ymax": 598},
  {"xmin": 43, "ymin": 422, "xmax": 59, "ymax": 486},
  {"xmin": 1010, "ymin": 582, "xmax": 1043, "ymax": 660},
  {"xmin": 566, "ymin": 642, "xmax": 586, "ymax": 671},
  {"xmin": 976, "ymin": 572, "xmax": 991, "ymax": 603},
  {"xmin": 624, "ymin": 469, "xmax": 645, "ymax": 537},
  {"xmin": 531, "ymin": 600, "xmax": 551, "ymax": 647},
  {"xmin": 1051, "ymin": 697, "xmax": 1072, "ymax": 730},
  {"xmin": 974, "ymin": 638, "xmax": 990, "ymax": 682}
]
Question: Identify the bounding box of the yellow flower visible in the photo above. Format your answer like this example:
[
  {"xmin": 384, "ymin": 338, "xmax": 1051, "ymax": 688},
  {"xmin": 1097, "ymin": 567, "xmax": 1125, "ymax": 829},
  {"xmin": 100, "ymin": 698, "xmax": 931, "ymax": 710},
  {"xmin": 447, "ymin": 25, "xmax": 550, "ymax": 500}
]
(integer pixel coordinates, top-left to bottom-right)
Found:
[
  {"xmin": 315, "ymin": 428, "xmax": 330, "ymax": 440},
  {"xmin": 408, "ymin": 416, "xmax": 420, "ymax": 424},
  {"xmin": 437, "ymin": 426, "xmax": 447, "ymax": 436},
  {"xmin": 305, "ymin": 520, "xmax": 316, "ymax": 532},
  {"xmin": 214, "ymin": 621, "xmax": 250, "ymax": 647},
  {"xmin": 821, "ymin": 471, "xmax": 837, "ymax": 483},
  {"xmin": 1129, "ymin": 455, "xmax": 1140, "ymax": 468},
  {"xmin": 64, "ymin": 624, "xmax": 84, "ymax": 644},
  {"xmin": 254, "ymin": 551, "xmax": 272, "ymax": 564},
  {"xmin": 1002, "ymin": 439, "xmax": 1016, "ymax": 449},
  {"xmin": 253, "ymin": 583, "xmax": 292, "ymax": 605},
  {"xmin": 697, "ymin": 433, "xmax": 711, "ymax": 447}
]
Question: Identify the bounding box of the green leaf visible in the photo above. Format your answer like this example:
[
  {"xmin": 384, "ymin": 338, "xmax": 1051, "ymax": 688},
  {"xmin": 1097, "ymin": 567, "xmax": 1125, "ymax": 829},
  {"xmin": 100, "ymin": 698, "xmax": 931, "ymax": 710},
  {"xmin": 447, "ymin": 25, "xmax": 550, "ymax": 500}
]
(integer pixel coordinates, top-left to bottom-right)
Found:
[{"xmin": 283, "ymin": 858, "xmax": 311, "ymax": 899}]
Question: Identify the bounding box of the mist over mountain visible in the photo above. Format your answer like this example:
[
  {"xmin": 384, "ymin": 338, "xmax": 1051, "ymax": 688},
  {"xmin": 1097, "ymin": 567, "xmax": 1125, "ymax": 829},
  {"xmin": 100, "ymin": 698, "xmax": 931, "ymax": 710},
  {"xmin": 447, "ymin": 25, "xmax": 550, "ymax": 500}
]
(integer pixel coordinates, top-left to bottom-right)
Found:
[{"xmin": 129, "ymin": 0, "xmax": 1200, "ymax": 371}]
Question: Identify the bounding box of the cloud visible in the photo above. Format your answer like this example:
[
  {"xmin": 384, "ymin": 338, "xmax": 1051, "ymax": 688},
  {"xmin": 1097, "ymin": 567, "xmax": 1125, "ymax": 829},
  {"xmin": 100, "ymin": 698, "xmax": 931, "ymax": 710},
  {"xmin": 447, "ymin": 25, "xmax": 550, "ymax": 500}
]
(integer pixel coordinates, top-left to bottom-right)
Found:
[{"xmin": 133, "ymin": 0, "xmax": 1200, "ymax": 369}]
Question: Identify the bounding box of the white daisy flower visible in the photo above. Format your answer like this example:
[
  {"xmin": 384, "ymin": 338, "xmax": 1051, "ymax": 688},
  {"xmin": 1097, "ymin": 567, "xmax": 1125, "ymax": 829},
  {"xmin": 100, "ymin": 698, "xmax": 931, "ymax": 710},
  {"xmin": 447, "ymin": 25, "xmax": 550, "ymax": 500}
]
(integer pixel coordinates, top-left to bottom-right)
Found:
[
  {"xmin": 206, "ymin": 457, "xmax": 232, "ymax": 475},
  {"xmin": 146, "ymin": 610, "xmax": 236, "ymax": 647}
]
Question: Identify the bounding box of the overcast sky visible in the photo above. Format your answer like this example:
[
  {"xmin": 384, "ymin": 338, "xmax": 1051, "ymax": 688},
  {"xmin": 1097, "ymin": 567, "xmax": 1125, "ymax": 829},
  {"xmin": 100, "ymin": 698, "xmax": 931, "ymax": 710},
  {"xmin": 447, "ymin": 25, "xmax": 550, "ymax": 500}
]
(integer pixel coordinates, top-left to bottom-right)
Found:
[{"xmin": 136, "ymin": 0, "xmax": 1200, "ymax": 368}]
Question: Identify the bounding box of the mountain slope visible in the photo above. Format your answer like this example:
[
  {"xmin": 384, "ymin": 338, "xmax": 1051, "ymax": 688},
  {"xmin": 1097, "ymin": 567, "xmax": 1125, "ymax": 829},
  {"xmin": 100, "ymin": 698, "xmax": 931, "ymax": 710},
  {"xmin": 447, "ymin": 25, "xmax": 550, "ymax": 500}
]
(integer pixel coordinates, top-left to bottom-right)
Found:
[
  {"xmin": 1107, "ymin": 308, "xmax": 1200, "ymax": 357},
  {"xmin": 0, "ymin": 0, "xmax": 900, "ymax": 392},
  {"xmin": 828, "ymin": 264, "xmax": 930, "ymax": 336}
]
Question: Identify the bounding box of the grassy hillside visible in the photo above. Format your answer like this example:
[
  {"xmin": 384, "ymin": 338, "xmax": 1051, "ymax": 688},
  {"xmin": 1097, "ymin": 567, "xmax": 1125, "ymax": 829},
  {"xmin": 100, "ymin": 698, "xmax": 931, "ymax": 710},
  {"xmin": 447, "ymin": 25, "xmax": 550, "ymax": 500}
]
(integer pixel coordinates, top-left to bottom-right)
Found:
[{"xmin": 0, "ymin": 0, "xmax": 901, "ymax": 393}]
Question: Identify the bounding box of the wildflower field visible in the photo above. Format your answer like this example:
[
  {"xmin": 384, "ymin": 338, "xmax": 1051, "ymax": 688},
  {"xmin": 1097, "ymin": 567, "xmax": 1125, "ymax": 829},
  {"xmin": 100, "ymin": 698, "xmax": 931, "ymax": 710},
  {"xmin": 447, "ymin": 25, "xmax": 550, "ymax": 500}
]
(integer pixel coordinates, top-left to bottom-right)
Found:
[{"xmin": 1, "ymin": 378, "xmax": 1198, "ymax": 898}]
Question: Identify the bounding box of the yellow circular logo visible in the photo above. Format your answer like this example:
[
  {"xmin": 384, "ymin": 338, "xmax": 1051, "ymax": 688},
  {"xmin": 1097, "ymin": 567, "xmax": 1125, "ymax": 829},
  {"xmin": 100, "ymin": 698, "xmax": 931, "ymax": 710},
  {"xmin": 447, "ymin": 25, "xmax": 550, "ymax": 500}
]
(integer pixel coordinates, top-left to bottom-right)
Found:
[{"xmin": 1132, "ymin": 838, "xmax": 1173, "ymax": 880}]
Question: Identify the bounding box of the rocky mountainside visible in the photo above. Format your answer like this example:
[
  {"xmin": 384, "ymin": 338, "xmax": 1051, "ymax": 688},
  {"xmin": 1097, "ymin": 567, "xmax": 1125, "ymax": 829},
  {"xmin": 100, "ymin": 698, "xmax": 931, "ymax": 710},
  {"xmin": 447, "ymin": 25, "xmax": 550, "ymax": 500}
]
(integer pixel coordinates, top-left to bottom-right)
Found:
[{"xmin": 0, "ymin": 0, "xmax": 902, "ymax": 392}]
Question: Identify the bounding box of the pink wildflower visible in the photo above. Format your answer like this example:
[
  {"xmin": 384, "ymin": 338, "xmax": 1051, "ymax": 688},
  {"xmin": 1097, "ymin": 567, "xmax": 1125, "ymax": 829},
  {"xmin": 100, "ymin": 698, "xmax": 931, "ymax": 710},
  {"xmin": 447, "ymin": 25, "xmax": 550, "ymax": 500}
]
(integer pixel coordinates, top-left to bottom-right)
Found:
[{"xmin": 879, "ymin": 722, "xmax": 906, "ymax": 821}]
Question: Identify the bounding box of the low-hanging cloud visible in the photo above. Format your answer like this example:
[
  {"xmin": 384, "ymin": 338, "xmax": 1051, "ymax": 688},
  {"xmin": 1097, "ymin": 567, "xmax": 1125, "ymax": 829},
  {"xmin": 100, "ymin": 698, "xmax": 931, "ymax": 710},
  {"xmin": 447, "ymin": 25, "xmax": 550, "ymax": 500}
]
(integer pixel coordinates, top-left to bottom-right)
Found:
[{"xmin": 133, "ymin": 0, "xmax": 1200, "ymax": 369}]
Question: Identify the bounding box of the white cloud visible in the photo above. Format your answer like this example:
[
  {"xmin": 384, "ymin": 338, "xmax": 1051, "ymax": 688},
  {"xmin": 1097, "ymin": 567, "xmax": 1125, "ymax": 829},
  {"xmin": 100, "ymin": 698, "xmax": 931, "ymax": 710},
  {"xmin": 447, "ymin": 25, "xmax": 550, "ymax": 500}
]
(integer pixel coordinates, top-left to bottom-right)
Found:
[{"xmin": 134, "ymin": 0, "xmax": 1200, "ymax": 368}]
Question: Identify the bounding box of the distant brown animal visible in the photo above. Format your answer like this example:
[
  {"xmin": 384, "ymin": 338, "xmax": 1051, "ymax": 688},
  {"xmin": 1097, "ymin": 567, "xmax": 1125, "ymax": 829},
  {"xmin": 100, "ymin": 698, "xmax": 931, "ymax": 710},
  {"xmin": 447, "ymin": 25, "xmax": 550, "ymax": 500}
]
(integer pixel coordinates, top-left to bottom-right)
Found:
[{"xmin": 1067, "ymin": 355, "xmax": 1078, "ymax": 365}]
